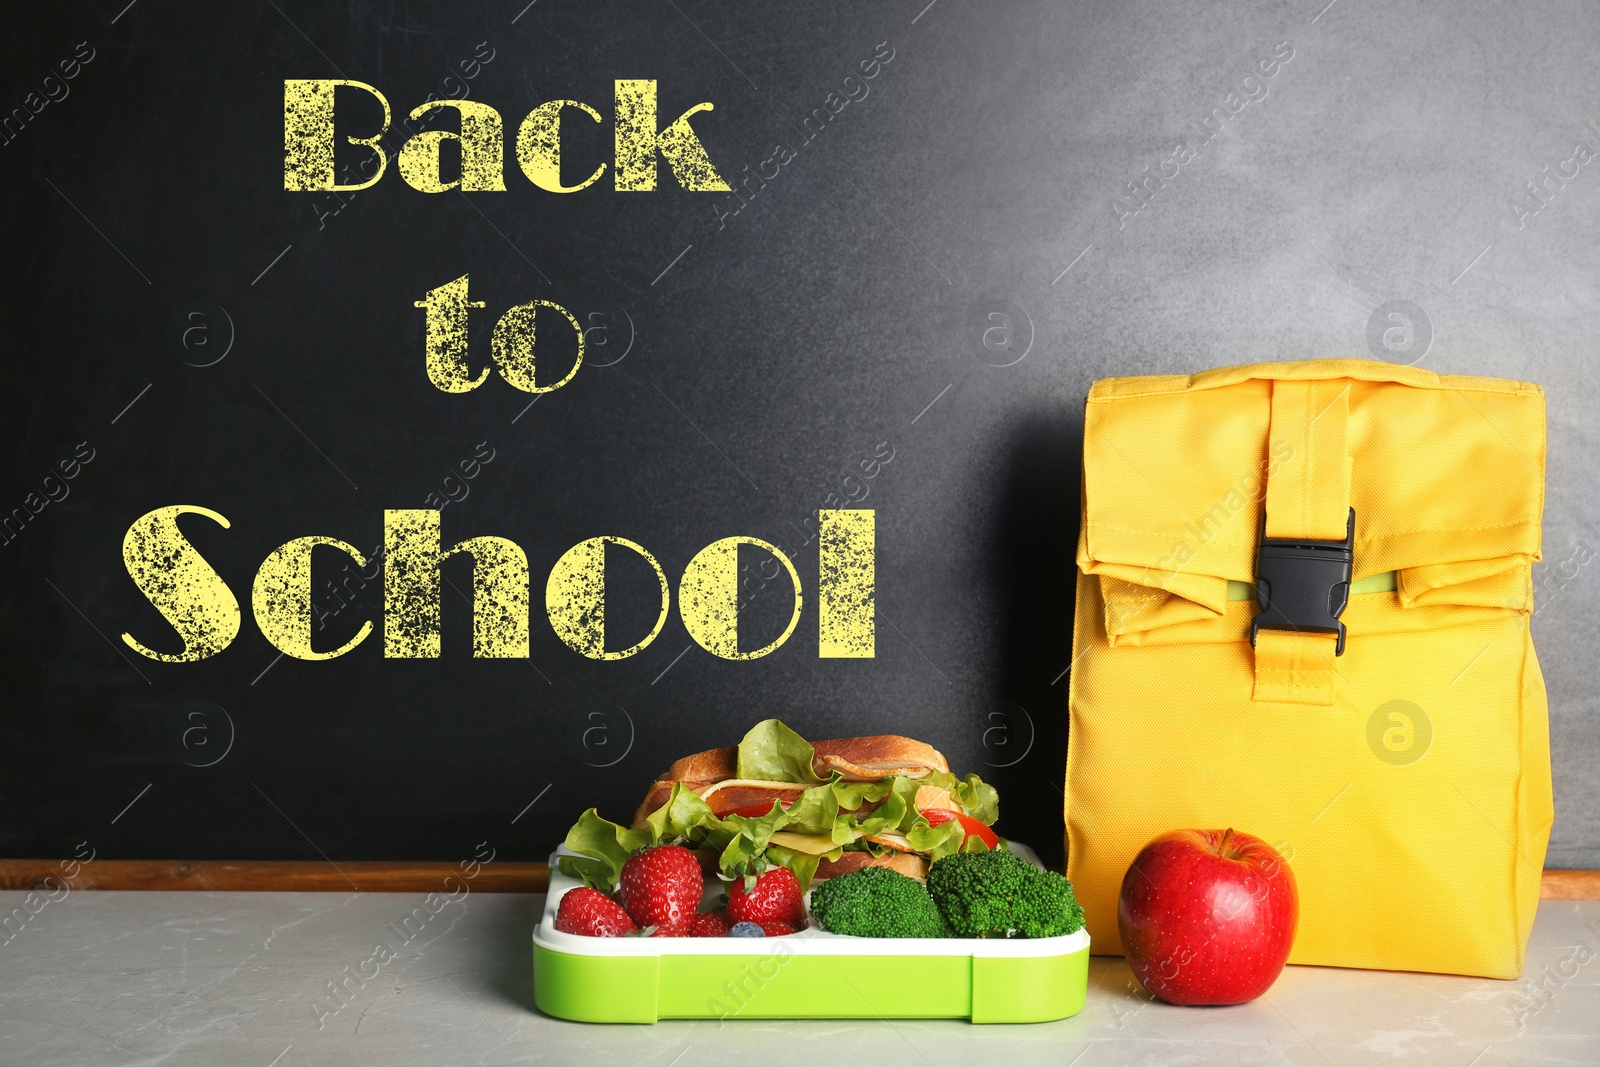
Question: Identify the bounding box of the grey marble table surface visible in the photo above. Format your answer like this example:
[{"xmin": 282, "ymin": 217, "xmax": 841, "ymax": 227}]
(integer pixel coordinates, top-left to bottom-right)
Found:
[{"xmin": 0, "ymin": 890, "xmax": 1593, "ymax": 1066}]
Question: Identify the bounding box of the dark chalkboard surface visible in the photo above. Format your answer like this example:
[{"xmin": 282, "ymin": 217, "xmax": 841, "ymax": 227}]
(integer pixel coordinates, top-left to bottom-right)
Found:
[{"xmin": 5, "ymin": 1, "xmax": 1596, "ymax": 868}]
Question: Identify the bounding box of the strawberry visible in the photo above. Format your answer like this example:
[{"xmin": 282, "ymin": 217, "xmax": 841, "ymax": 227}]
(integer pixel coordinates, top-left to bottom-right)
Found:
[
  {"xmin": 645, "ymin": 923, "xmax": 689, "ymax": 937},
  {"xmin": 618, "ymin": 845, "xmax": 703, "ymax": 928},
  {"xmin": 759, "ymin": 921, "xmax": 797, "ymax": 936},
  {"xmin": 727, "ymin": 866, "xmax": 805, "ymax": 927},
  {"xmin": 554, "ymin": 887, "xmax": 636, "ymax": 937},
  {"xmin": 688, "ymin": 909, "xmax": 732, "ymax": 937}
]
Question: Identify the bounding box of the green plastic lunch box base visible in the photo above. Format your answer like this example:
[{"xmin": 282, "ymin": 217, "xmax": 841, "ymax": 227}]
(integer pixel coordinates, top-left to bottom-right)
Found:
[
  {"xmin": 533, "ymin": 939, "xmax": 1089, "ymax": 1023},
  {"xmin": 531, "ymin": 844, "xmax": 1090, "ymax": 1024}
]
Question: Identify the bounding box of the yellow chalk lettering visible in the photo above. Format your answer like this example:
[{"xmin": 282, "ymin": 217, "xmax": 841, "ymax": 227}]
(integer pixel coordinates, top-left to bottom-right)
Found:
[
  {"xmin": 818, "ymin": 509, "xmax": 874, "ymax": 657},
  {"xmin": 490, "ymin": 299, "xmax": 584, "ymax": 393},
  {"xmin": 253, "ymin": 537, "xmax": 372, "ymax": 660},
  {"xmin": 613, "ymin": 79, "xmax": 731, "ymax": 192},
  {"xmin": 545, "ymin": 537, "xmax": 669, "ymax": 660},
  {"xmin": 383, "ymin": 510, "xmax": 528, "ymax": 658},
  {"xmin": 283, "ymin": 80, "xmax": 391, "ymax": 191},
  {"xmin": 679, "ymin": 537, "xmax": 800, "ymax": 660},
  {"xmin": 397, "ymin": 100, "xmax": 507, "ymax": 192},
  {"xmin": 415, "ymin": 274, "xmax": 488, "ymax": 393},
  {"xmin": 121, "ymin": 506, "xmax": 241, "ymax": 662},
  {"xmin": 516, "ymin": 100, "xmax": 606, "ymax": 192}
]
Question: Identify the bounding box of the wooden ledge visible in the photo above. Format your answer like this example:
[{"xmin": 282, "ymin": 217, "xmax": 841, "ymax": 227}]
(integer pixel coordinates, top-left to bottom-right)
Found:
[
  {"xmin": 1538, "ymin": 869, "xmax": 1600, "ymax": 900},
  {"xmin": 0, "ymin": 859, "xmax": 551, "ymax": 893},
  {"xmin": 1, "ymin": 861, "xmax": 1596, "ymax": 898}
]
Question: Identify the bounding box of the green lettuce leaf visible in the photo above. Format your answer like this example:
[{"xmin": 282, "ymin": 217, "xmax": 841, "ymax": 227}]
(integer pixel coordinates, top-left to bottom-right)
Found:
[
  {"xmin": 557, "ymin": 808, "xmax": 651, "ymax": 888},
  {"xmin": 846, "ymin": 774, "xmax": 919, "ymax": 837},
  {"xmin": 922, "ymin": 770, "xmax": 1000, "ymax": 825},
  {"xmin": 831, "ymin": 778, "xmax": 893, "ymax": 812},
  {"xmin": 642, "ymin": 781, "xmax": 726, "ymax": 842},
  {"xmin": 775, "ymin": 780, "xmax": 844, "ymax": 835},
  {"xmin": 904, "ymin": 816, "xmax": 974, "ymax": 862},
  {"xmin": 714, "ymin": 799, "xmax": 794, "ymax": 874},
  {"xmin": 762, "ymin": 843, "xmax": 829, "ymax": 891},
  {"xmin": 717, "ymin": 824, "xmax": 766, "ymax": 877},
  {"xmin": 735, "ymin": 718, "xmax": 826, "ymax": 785}
]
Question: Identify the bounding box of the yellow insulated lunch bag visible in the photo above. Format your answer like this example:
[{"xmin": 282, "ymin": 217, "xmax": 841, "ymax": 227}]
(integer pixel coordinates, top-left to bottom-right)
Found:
[{"xmin": 1064, "ymin": 358, "xmax": 1551, "ymax": 979}]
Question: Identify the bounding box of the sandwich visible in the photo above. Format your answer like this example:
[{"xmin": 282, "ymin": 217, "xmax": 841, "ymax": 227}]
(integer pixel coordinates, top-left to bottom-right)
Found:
[
  {"xmin": 560, "ymin": 719, "xmax": 1000, "ymax": 891},
  {"xmin": 630, "ymin": 733, "xmax": 965, "ymax": 881}
]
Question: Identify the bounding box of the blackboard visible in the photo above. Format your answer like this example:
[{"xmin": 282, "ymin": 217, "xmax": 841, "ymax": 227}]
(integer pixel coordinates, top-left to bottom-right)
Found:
[{"xmin": 4, "ymin": 1, "xmax": 1595, "ymax": 869}]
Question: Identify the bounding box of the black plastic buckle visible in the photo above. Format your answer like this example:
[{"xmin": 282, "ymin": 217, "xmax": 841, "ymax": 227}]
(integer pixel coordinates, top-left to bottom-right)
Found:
[{"xmin": 1250, "ymin": 508, "xmax": 1355, "ymax": 655}]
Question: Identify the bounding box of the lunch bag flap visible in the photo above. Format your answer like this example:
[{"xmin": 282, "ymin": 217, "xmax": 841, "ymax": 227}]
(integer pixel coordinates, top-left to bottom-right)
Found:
[{"xmin": 1078, "ymin": 359, "xmax": 1544, "ymax": 649}]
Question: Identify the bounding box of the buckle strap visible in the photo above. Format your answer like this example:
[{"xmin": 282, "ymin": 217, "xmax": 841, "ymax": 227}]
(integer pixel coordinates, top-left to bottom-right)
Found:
[
  {"xmin": 1251, "ymin": 508, "xmax": 1354, "ymax": 655},
  {"xmin": 1265, "ymin": 379, "xmax": 1351, "ymax": 541},
  {"xmin": 1251, "ymin": 379, "xmax": 1352, "ymax": 704},
  {"xmin": 1252, "ymin": 630, "xmax": 1339, "ymax": 706}
]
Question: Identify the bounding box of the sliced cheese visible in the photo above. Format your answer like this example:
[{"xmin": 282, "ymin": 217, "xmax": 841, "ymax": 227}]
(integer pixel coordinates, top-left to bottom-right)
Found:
[
  {"xmin": 863, "ymin": 831, "xmax": 914, "ymax": 853},
  {"xmin": 696, "ymin": 778, "xmax": 811, "ymax": 801},
  {"xmin": 766, "ymin": 831, "xmax": 850, "ymax": 855}
]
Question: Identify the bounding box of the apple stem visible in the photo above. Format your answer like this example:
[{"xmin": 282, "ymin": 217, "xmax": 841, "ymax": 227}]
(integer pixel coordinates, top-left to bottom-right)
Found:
[{"xmin": 1217, "ymin": 827, "xmax": 1235, "ymax": 857}]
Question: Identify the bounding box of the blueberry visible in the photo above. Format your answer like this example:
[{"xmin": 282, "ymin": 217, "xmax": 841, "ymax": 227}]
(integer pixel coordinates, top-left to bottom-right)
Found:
[{"xmin": 729, "ymin": 921, "xmax": 765, "ymax": 938}]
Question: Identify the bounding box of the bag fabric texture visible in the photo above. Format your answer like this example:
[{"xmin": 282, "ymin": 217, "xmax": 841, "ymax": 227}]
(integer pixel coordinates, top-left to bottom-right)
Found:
[{"xmin": 1064, "ymin": 358, "xmax": 1550, "ymax": 979}]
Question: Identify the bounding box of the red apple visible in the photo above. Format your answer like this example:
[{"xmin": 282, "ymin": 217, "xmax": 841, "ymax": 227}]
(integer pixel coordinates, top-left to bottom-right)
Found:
[{"xmin": 1117, "ymin": 828, "xmax": 1298, "ymax": 1006}]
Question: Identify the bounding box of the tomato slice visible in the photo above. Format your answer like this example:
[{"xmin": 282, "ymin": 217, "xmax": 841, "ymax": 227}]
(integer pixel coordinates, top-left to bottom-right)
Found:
[
  {"xmin": 921, "ymin": 808, "xmax": 1000, "ymax": 850},
  {"xmin": 726, "ymin": 800, "xmax": 791, "ymax": 820}
]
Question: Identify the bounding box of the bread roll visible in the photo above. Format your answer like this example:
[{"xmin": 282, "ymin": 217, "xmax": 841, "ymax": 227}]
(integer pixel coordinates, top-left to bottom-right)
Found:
[
  {"xmin": 632, "ymin": 735, "xmax": 952, "ymax": 825},
  {"xmin": 813, "ymin": 850, "xmax": 929, "ymax": 882}
]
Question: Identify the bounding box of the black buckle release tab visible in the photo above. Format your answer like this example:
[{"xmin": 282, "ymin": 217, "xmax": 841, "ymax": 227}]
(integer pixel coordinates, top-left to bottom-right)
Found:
[{"xmin": 1250, "ymin": 508, "xmax": 1355, "ymax": 655}]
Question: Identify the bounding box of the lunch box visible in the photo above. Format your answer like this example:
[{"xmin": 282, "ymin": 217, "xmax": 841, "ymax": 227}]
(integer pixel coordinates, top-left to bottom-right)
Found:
[{"xmin": 531, "ymin": 842, "xmax": 1090, "ymax": 1024}]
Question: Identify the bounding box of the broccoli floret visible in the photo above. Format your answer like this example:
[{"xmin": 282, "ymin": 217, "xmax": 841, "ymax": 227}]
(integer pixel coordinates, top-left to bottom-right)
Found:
[
  {"xmin": 808, "ymin": 867, "xmax": 950, "ymax": 938},
  {"xmin": 927, "ymin": 848, "xmax": 1086, "ymax": 938}
]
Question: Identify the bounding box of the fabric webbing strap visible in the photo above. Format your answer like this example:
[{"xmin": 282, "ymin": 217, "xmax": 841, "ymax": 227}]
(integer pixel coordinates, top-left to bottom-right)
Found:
[
  {"xmin": 1254, "ymin": 379, "xmax": 1351, "ymax": 706},
  {"xmin": 1264, "ymin": 379, "xmax": 1351, "ymax": 542}
]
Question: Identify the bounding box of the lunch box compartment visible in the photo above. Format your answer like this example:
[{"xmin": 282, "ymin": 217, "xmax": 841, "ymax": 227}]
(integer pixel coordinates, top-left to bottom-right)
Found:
[{"xmin": 531, "ymin": 843, "xmax": 1090, "ymax": 1024}]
